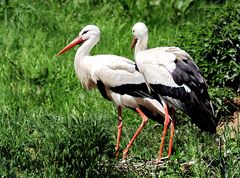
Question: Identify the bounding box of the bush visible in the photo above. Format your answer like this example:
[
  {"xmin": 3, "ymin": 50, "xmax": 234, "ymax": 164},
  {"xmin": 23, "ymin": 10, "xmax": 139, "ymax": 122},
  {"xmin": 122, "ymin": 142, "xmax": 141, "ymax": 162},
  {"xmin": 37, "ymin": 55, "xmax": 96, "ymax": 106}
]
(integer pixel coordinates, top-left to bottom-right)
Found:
[{"xmin": 177, "ymin": 1, "xmax": 240, "ymax": 120}]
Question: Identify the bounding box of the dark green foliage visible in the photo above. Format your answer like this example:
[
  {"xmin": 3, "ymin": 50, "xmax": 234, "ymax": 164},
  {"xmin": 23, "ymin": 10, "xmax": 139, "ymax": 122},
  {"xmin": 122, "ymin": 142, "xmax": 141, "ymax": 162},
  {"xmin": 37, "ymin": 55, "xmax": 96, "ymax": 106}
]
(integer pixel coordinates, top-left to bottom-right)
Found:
[
  {"xmin": 210, "ymin": 88, "xmax": 237, "ymax": 119},
  {"xmin": 177, "ymin": 1, "xmax": 240, "ymax": 120},
  {"xmin": 200, "ymin": 3, "xmax": 240, "ymax": 90},
  {"xmin": 178, "ymin": 2, "xmax": 240, "ymax": 90}
]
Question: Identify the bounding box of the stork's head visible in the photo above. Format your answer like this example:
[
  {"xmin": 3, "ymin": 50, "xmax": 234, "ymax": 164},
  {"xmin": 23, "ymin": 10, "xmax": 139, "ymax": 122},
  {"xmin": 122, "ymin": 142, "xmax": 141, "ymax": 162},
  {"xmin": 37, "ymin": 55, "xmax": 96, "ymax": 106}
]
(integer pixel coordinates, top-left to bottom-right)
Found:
[
  {"xmin": 57, "ymin": 25, "xmax": 100, "ymax": 56},
  {"xmin": 79, "ymin": 25, "xmax": 100, "ymax": 42},
  {"xmin": 131, "ymin": 22, "xmax": 148, "ymax": 49}
]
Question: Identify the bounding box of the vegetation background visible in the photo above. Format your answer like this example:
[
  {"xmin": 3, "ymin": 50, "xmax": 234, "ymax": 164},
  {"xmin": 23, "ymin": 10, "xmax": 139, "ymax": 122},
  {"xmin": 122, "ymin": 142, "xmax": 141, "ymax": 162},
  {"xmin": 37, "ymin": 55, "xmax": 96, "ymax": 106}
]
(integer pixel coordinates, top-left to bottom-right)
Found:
[{"xmin": 0, "ymin": 0, "xmax": 239, "ymax": 177}]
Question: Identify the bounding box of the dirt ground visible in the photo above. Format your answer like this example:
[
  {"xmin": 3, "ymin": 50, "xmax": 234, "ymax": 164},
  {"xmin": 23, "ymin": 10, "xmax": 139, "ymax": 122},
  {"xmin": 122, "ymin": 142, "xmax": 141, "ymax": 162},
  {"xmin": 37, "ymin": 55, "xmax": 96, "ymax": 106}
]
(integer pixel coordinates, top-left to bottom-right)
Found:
[{"xmin": 217, "ymin": 96, "xmax": 240, "ymax": 137}]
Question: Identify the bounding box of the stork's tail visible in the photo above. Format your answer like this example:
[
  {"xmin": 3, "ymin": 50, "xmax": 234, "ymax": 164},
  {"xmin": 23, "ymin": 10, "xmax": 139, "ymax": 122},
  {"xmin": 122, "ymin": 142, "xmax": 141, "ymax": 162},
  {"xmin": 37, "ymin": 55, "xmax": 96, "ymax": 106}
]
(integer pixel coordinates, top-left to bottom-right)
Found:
[{"xmin": 187, "ymin": 99, "xmax": 217, "ymax": 134}]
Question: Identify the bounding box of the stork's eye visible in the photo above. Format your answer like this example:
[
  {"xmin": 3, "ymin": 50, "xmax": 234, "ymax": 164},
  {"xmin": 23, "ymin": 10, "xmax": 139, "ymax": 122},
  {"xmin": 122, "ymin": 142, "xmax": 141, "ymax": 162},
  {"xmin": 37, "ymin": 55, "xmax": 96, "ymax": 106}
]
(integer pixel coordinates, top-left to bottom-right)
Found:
[{"xmin": 82, "ymin": 30, "xmax": 89, "ymax": 35}]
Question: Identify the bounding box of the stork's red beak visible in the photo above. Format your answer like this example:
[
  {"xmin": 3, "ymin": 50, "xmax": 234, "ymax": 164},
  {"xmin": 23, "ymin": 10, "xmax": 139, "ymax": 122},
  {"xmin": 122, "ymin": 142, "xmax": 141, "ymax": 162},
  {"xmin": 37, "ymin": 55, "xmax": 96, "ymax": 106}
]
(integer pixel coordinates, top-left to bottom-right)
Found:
[
  {"xmin": 130, "ymin": 37, "xmax": 137, "ymax": 49},
  {"xmin": 57, "ymin": 36, "xmax": 86, "ymax": 56}
]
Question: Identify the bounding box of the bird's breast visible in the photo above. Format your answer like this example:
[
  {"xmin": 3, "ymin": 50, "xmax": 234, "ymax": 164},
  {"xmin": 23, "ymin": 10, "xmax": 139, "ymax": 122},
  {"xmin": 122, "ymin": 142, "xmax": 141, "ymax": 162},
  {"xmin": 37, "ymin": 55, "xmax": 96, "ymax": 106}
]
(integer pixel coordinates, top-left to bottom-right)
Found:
[{"xmin": 74, "ymin": 59, "xmax": 97, "ymax": 90}]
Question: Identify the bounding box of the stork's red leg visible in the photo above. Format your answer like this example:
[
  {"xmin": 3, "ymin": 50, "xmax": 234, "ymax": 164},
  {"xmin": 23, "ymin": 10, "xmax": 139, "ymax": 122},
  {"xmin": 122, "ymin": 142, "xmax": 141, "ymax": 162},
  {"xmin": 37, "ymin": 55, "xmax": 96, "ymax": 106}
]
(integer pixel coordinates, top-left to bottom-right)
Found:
[
  {"xmin": 157, "ymin": 104, "xmax": 170, "ymax": 161},
  {"xmin": 115, "ymin": 106, "xmax": 123, "ymax": 159},
  {"xmin": 122, "ymin": 108, "xmax": 148, "ymax": 159},
  {"xmin": 168, "ymin": 108, "xmax": 175, "ymax": 157}
]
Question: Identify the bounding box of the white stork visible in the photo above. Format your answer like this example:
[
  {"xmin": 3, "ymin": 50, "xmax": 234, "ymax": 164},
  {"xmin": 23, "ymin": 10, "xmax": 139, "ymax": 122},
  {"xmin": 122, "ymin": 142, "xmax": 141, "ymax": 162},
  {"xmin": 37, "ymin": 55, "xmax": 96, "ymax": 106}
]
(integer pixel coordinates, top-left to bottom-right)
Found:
[
  {"xmin": 131, "ymin": 22, "xmax": 217, "ymax": 160},
  {"xmin": 56, "ymin": 25, "xmax": 169, "ymax": 160}
]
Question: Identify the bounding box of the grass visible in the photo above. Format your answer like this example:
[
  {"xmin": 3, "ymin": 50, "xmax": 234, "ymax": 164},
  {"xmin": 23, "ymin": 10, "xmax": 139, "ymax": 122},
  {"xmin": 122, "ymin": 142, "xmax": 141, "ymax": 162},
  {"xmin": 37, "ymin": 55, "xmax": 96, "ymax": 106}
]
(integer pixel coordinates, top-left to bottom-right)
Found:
[{"xmin": 0, "ymin": 0, "xmax": 239, "ymax": 177}]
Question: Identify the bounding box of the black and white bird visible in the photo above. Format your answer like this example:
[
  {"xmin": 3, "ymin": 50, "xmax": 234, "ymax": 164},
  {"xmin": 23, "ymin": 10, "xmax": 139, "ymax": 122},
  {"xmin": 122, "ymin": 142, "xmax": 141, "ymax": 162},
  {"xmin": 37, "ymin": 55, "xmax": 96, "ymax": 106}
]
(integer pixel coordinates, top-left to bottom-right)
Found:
[
  {"xmin": 131, "ymin": 22, "xmax": 217, "ymax": 160},
  {"xmin": 56, "ymin": 25, "xmax": 170, "ymax": 160}
]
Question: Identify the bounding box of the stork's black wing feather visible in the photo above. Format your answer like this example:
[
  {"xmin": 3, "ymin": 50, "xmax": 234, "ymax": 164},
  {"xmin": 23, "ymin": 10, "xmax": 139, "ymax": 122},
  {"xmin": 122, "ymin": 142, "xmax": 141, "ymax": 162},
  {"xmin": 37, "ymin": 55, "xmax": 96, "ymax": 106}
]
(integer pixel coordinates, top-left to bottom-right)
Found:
[
  {"xmin": 171, "ymin": 59, "xmax": 209, "ymax": 100},
  {"xmin": 110, "ymin": 83, "xmax": 153, "ymax": 98},
  {"xmin": 97, "ymin": 80, "xmax": 111, "ymax": 101}
]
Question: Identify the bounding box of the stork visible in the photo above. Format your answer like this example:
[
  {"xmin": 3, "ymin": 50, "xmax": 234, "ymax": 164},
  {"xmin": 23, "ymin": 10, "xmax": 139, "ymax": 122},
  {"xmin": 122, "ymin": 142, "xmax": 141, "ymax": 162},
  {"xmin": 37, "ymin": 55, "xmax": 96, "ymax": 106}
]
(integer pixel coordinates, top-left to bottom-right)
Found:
[
  {"xmin": 131, "ymin": 22, "xmax": 217, "ymax": 160},
  {"xmin": 56, "ymin": 25, "xmax": 170, "ymax": 160}
]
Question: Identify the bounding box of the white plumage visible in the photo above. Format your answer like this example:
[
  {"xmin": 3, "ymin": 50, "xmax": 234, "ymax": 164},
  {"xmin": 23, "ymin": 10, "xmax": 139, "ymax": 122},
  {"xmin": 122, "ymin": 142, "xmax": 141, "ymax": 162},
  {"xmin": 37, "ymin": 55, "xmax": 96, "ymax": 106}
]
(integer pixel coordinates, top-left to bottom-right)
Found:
[
  {"xmin": 131, "ymin": 22, "xmax": 217, "ymax": 160},
  {"xmin": 57, "ymin": 25, "xmax": 167, "ymax": 160}
]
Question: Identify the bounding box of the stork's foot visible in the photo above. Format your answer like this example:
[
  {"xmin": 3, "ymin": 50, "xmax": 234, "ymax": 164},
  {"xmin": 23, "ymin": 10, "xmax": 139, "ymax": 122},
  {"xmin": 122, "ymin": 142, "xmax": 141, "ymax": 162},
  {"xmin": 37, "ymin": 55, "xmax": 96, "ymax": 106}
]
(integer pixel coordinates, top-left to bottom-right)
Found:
[
  {"xmin": 146, "ymin": 158, "xmax": 168, "ymax": 167},
  {"xmin": 119, "ymin": 157, "xmax": 132, "ymax": 164},
  {"xmin": 156, "ymin": 156, "xmax": 170, "ymax": 163}
]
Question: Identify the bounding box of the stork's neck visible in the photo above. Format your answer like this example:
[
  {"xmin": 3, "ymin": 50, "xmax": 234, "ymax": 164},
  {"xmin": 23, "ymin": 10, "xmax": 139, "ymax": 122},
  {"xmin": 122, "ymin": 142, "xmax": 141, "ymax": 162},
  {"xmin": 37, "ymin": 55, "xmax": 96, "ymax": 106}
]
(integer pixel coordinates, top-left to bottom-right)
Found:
[
  {"xmin": 75, "ymin": 38, "xmax": 95, "ymax": 58},
  {"xmin": 73, "ymin": 37, "xmax": 99, "ymax": 89},
  {"xmin": 134, "ymin": 34, "xmax": 148, "ymax": 57},
  {"xmin": 74, "ymin": 37, "xmax": 99, "ymax": 76},
  {"xmin": 74, "ymin": 37, "xmax": 98, "ymax": 64}
]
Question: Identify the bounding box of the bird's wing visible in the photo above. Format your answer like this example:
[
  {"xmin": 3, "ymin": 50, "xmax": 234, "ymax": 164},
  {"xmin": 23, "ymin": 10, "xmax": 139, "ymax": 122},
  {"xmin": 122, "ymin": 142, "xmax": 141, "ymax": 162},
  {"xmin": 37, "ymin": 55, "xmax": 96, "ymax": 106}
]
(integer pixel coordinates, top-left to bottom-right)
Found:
[
  {"xmin": 90, "ymin": 55, "xmax": 152, "ymax": 98},
  {"xmin": 137, "ymin": 48, "xmax": 185, "ymax": 88},
  {"xmin": 138, "ymin": 47, "xmax": 209, "ymax": 98},
  {"xmin": 136, "ymin": 48, "xmax": 216, "ymax": 132},
  {"xmin": 165, "ymin": 47, "xmax": 209, "ymax": 99},
  {"xmin": 168, "ymin": 48, "xmax": 216, "ymax": 127},
  {"xmin": 136, "ymin": 48, "xmax": 202, "ymax": 106}
]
